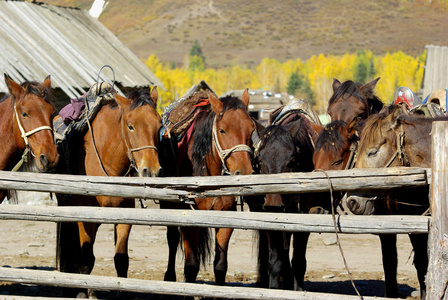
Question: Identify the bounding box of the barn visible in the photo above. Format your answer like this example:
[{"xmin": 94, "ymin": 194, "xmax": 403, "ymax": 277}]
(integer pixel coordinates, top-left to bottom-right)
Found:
[{"xmin": 0, "ymin": 0, "xmax": 164, "ymax": 109}]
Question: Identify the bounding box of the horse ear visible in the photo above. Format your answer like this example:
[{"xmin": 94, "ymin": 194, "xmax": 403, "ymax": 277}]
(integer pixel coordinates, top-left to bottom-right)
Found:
[
  {"xmin": 42, "ymin": 75, "xmax": 51, "ymax": 90},
  {"xmin": 150, "ymin": 86, "xmax": 158, "ymax": 106},
  {"xmin": 360, "ymin": 77, "xmax": 380, "ymax": 98},
  {"xmin": 4, "ymin": 74, "xmax": 24, "ymax": 99},
  {"xmin": 241, "ymin": 88, "xmax": 250, "ymax": 109},
  {"xmin": 115, "ymin": 94, "xmax": 131, "ymax": 110},
  {"xmin": 208, "ymin": 90, "xmax": 223, "ymax": 114},
  {"xmin": 332, "ymin": 78, "xmax": 342, "ymax": 92}
]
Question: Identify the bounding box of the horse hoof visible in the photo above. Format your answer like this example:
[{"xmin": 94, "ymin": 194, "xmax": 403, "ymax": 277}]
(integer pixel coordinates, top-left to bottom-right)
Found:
[{"xmin": 164, "ymin": 271, "xmax": 177, "ymax": 282}]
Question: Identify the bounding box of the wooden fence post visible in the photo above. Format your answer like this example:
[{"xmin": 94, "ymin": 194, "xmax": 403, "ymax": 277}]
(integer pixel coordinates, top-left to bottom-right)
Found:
[{"xmin": 427, "ymin": 121, "xmax": 448, "ymax": 299}]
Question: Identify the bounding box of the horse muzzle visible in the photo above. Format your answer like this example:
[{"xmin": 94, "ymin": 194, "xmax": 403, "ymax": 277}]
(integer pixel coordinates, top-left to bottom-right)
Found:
[{"xmin": 346, "ymin": 194, "xmax": 376, "ymax": 215}]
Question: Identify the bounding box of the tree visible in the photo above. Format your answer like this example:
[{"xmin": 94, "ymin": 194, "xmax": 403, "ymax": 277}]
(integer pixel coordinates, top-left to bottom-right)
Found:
[
  {"xmin": 189, "ymin": 40, "xmax": 205, "ymax": 65},
  {"xmin": 287, "ymin": 70, "xmax": 314, "ymax": 105}
]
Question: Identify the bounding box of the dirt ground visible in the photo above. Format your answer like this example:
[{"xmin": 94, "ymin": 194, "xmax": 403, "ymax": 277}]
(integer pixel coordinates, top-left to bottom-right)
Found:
[{"xmin": 0, "ymin": 198, "xmax": 423, "ymax": 299}]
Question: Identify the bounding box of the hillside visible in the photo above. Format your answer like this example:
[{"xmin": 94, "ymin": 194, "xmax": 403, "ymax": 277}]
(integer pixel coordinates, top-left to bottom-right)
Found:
[{"xmin": 43, "ymin": 0, "xmax": 448, "ymax": 67}]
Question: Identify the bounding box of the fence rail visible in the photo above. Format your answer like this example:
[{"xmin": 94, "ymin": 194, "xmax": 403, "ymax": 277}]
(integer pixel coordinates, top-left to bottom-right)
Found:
[{"xmin": 0, "ymin": 163, "xmax": 440, "ymax": 299}]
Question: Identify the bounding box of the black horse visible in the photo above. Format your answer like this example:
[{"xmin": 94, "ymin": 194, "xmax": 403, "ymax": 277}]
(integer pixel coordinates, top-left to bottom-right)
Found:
[{"xmin": 252, "ymin": 113, "xmax": 330, "ymax": 290}]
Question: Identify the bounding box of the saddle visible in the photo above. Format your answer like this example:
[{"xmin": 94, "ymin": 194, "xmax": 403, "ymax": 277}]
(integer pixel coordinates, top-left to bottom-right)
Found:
[
  {"xmin": 269, "ymin": 98, "xmax": 322, "ymax": 126},
  {"xmin": 54, "ymin": 82, "xmax": 116, "ymax": 173},
  {"xmin": 161, "ymin": 90, "xmax": 210, "ymax": 142}
]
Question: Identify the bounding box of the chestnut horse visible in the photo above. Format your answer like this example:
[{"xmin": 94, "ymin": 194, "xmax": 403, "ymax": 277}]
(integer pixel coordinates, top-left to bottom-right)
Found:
[
  {"xmin": 57, "ymin": 88, "xmax": 162, "ymax": 297},
  {"xmin": 345, "ymin": 105, "xmax": 448, "ymax": 299},
  {"xmin": 161, "ymin": 90, "xmax": 255, "ymax": 286},
  {"xmin": 254, "ymin": 114, "xmax": 330, "ymax": 291},
  {"xmin": 0, "ymin": 74, "xmax": 59, "ymax": 202},
  {"xmin": 327, "ymin": 78, "xmax": 384, "ymax": 123}
]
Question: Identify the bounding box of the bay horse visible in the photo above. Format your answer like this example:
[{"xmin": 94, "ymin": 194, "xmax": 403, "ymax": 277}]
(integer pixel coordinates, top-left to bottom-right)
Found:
[
  {"xmin": 0, "ymin": 74, "xmax": 59, "ymax": 202},
  {"xmin": 327, "ymin": 78, "xmax": 384, "ymax": 123},
  {"xmin": 161, "ymin": 89, "xmax": 255, "ymax": 286},
  {"xmin": 57, "ymin": 87, "xmax": 162, "ymax": 298},
  {"xmin": 345, "ymin": 105, "xmax": 448, "ymax": 299},
  {"xmin": 254, "ymin": 113, "xmax": 330, "ymax": 291}
]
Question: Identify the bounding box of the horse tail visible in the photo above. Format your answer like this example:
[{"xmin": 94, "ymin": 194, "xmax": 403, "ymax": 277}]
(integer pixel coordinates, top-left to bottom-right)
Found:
[
  {"xmin": 198, "ymin": 227, "xmax": 211, "ymax": 268},
  {"xmin": 56, "ymin": 221, "xmax": 81, "ymax": 273},
  {"xmin": 256, "ymin": 229, "xmax": 269, "ymax": 288}
]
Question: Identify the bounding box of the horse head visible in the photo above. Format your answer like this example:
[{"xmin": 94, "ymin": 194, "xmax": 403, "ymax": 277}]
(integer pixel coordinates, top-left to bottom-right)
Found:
[
  {"xmin": 313, "ymin": 118, "xmax": 359, "ymax": 171},
  {"xmin": 345, "ymin": 104, "xmax": 431, "ymax": 215},
  {"xmin": 5, "ymin": 74, "xmax": 59, "ymax": 172},
  {"xmin": 206, "ymin": 89, "xmax": 255, "ymax": 176},
  {"xmin": 328, "ymin": 77, "xmax": 382, "ymax": 123},
  {"xmin": 116, "ymin": 87, "xmax": 162, "ymax": 177}
]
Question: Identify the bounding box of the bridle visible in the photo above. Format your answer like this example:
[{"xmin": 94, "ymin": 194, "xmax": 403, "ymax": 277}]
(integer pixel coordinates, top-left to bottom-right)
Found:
[
  {"xmin": 12, "ymin": 102, "xmax": 53, "ymax": 171},
  {"xmin": 383, "ymin": 123, "xmax": 410, "ymax": 168},
  {"xmin": 120, "ymin": 114, "xmax": 158, "ymax": 176},
  {"xmin": 212, "ymin": 115, "xmax": 253, "ymax": 175}
]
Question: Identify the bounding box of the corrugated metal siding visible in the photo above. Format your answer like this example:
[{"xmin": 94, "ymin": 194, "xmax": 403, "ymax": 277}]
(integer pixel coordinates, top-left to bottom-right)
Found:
[
  {"xmin": 0, "ymin": 1, "xmax": 164, "ymax": 98},
  {"xmin": 423, "ymin": 45, "xmax": 448, "ymax": 98}
]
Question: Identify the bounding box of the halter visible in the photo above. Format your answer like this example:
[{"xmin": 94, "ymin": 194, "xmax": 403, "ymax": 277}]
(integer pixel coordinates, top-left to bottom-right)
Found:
[
  {"xmin": 12, "ymin": 102, "xmax": 53, "ymax": 171},
  {"xmin": 212, "ymin": 115, "xmax": 253, "ymax": 175}
]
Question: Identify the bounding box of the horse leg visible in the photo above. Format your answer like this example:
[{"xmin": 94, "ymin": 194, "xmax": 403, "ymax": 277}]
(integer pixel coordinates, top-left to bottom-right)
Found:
[
  {"xmin": 257, "ymin": 229, "xmax": 269, "ymax": 287},
  {"xmin": 266, "ymin": 230, "xmax": 293, "ymax": 289},
  {"xmin": 164, "ymin": 225, "xmax": 180, "ymax": 281},
  {"xmin": 214, "ymin": 227, "xmax": 233, "ymax": 285},
  {"xmin": 114, "ymin": 223, "xmax": 132, "ymax": 278},
  {"xmin": 379, "ymin": 234, "xmax": 398, "ymax": 298},
  {"xmin": 291, "ymin": 231, "xmax": 310, "ymax": 291},
  {"xmin": 77, "ymin": 222, "xmax": 100, "ymax": 298},
  {"xmin": 0, "ymin": 190, "xmax": 6, "ymax": 203},
  {"xmin": 181, "ymin": 226, "xmax": 201, "ymax": 283},
  {"xmin": 409, "ymin": 233, "xmax": 428, "ymax": 300}
]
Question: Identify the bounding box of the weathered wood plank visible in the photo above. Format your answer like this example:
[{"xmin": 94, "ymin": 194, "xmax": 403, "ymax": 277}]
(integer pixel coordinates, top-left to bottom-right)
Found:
[
  {"xmin": 0, "ymin": 167, "xmax": 430, "ymax": 202},
  {"xmin": 0, "ymin": 205, "xmax": 430, "ymax": 234},
  {"xmin": 0, "ymin": 267, "xmax": 388, "ymax": 300},
  {"xmin": 427, "ymin": 121, "xmax": 448, "ymax": 299}
]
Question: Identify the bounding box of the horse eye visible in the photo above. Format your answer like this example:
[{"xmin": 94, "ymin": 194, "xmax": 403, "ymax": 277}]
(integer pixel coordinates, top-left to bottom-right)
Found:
[
  {"xmin": 332, "ymin": 159, "xmax": 343, "ymax": 166},
  {"xmin": 127, "ymin": 124, "xmax": 134, "ymax": 131},
  {"xmin": 358, "ymin": 113, "xmax": 366, "ymax": 120},
  {"xmin": 219, "ymin": 128, "xmax": 226, "ymax": 134},
  {"xmin": 368, "ymin": 149, "xmax": 378, "ymax": 157},
  {"xmin": 21, "ymin": 112, "xmax": 29, "ymax": 118}
]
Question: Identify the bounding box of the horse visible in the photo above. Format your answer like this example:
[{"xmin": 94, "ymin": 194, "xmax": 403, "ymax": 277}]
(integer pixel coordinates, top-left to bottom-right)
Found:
[
  {"xmin": 0, "ymin": 74, "xmax": 59, "ymax": 202},
  {"xmin": 327, "ymin": 78, "xmax": 384, "ymax": 123},
  {"xmin": 56, "ymin": 87, "xmax": 162, "ymax": 298},
  {"xmin": 160, "ymin": 89, "xmax": 256, "ymax": 286},
  {"xmin": 253, "ymin": 113, "xmax": 330, "ymax": 291},
  {"xmin": 345, "ymin": 105, "xmax": 448, "ymax": 299}
]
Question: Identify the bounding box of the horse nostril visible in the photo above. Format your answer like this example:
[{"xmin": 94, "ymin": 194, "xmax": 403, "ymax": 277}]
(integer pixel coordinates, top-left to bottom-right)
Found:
[
  {"xmin": 140, "ymin": 167, "xmax": 150, "ymax": 177},
  {"xmin": 234, "ymin": 170, "xmax": 241, "ymax": 175},
  {"xmin": 39, "ymin": 154, "xmax": 48, "ymax": 168},
  {"xmin": 155, "ymin": 167, "xmax": 163, "ymax": 177},
  {"xmin": 346, "ymin": 197, "xmax": 358, "ymax": 211}
]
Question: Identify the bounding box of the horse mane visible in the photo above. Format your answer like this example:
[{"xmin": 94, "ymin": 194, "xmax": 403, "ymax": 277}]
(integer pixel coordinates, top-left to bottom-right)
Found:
[
  {"xmin": 0, "ymin": 81, "xmax": 53, "ymax": 104},
  {"xmin": 191, "ymin": 96, "xmax": 248, "ymax": 176},
  {"xmin": 127, "ymin": 89, "xmax": 156, "ymax": 110},
  {"xmin": 359, "ymin": 104, "xmax": 399, "ymax": 147},
  {"xmin": 328, "ymin": 80, "xmax": 384, "ymax": 114}
]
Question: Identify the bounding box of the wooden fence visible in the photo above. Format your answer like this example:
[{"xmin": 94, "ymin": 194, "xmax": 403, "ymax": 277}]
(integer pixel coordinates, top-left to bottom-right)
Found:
[{"xmin": 0, "ymin": 121, "xmax": 446, "ymax": 299}]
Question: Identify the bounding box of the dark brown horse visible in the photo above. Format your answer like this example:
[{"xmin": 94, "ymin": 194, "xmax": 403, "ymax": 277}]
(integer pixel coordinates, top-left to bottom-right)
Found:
[
  {"xmin": 345, "ymin": 105, "xmax": 447, "ymax": 299},
  {"xmin": 0, "ymin": 74, "xmax": 59, "ymax": 202},
  {"xmin": 57, "ymin": 87, "xmax": 162, "ymax": 298},
  {"xmin": 327, "ymin": 78, "xmax": 384, "ymax": 123},
  {"xmin": 253, "ymin": 114, "xmax": 330, "ymax": 291},
  {"xmin": 161, "ymin": 89, "xmax": 256, "ymax": 286}
]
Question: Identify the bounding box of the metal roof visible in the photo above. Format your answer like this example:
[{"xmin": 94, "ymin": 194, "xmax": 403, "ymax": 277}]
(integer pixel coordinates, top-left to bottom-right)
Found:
[{"xmin": 0, "ymin": 1, "xmax": 164, "ymax": 98}]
